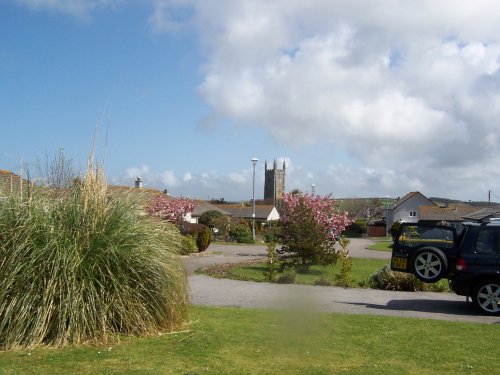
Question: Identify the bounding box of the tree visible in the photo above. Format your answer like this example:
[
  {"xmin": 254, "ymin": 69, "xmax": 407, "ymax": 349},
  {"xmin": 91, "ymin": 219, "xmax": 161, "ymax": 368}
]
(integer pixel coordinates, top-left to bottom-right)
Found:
[
  {"xmin": 146, "ymin": 195, "xmax": 195, "ymax": 226},
  {"xmin": 199, "ymin": 210, "xmax": 223, "ymax": 227},
  {"xmin": 280, "ymin": 192, "xmax": 352, "ymax": 269}
]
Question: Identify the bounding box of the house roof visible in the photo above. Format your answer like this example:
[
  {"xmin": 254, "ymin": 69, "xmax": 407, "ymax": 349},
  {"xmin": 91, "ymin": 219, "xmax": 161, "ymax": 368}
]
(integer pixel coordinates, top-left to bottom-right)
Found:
[
  {"xmin": 191, "ymin": 201, "xmax": 231, "ymax": 217},
  {"xmin": 215, "ymin": 204, "xmax": 278, "ymax": 220},
  {"xmin": 462, "ymin": 206, "xmax": 500, "ymax": 221},
  {"xmin": 0, "ymin": 169, "xmax": 29, "ymax": 195},
  {"xmin": 393, "ymin": 191, "xmax": 435, "ymax": 209},
  {"xmin": 419, "ymin": 204, "xmax": 479, "ymax": 222}
]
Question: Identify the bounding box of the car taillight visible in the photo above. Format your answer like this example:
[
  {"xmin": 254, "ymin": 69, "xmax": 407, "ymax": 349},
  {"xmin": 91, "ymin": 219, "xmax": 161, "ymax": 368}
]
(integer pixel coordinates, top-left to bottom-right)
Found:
[{"xmin": 456, "ymin": 258, "xmax": 467, "ymax": 271}]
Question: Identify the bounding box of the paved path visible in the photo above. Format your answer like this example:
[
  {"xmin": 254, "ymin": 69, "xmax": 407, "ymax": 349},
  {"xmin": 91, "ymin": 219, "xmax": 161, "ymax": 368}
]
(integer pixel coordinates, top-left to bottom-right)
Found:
[{"xmin": 183, "ymin": 240, "xmax": 500, "ymax": 324}]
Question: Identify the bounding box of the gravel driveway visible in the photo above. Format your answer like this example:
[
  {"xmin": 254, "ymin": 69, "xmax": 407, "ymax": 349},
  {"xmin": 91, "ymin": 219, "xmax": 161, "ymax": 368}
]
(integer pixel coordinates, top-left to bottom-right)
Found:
[{"xmin": 183, "ymin": 239, "xmax": 500, "ymax": 324}]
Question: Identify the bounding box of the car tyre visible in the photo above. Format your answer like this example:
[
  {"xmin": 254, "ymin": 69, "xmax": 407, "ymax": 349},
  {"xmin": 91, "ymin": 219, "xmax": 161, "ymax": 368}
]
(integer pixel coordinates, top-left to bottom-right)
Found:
[
  {"xmin": 411, "ymin": 247, "xmax": 448, "ymax": 283},
  {"xmin": 473, "ymin": 280, "xmax": 500, "ymax": 315}
]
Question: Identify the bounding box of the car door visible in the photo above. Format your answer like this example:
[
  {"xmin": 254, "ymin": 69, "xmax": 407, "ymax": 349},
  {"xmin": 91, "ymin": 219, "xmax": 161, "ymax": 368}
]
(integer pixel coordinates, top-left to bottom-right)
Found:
[{"xmin": 460, "ymin": 227, "xmax": 500, "ymax": 276}]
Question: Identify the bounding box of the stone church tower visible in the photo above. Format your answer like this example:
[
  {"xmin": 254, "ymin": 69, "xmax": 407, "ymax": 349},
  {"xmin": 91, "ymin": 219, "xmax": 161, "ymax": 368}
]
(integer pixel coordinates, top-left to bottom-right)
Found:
[{"xmin": 264, "ymin": 159, "xmax": 286, "ymax": 205}]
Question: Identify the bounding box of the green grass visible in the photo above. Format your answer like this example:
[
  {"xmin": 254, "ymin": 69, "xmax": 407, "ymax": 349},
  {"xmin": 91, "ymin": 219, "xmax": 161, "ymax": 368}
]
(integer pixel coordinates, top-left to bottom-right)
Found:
[
  {"xmin": 367, "ymin": 240, "xmax": 393, "ymax": 251},
  {"xmin": 202, "ymin": 258, "xmax": 389, "ymax": 287},
  {"xmin": 0, "ymin": 305, "xmax": 497, "ymax": 374}
]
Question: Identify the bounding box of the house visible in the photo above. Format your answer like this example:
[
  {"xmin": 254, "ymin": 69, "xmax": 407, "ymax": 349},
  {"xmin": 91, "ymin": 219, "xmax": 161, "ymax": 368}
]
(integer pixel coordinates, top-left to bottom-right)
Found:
[
  {"xmin": 215, "ymin": 204, "xmax": 280, "ymax": 224},
  {"xmin": 0, "ymin": 169, "xmax": 30, "ymax": 197},
  {"xmin": 186, "ymin": 201, "xmax": 232, "ymax": 224},
  {"xmin": 388, "ymin": 191, "xmax": 436, "ymax": 227},
  {"xmin": 462, "ymin": 206, "xmax": 500, "ymax": 222},
  {"xmin": 419, "ymin": 203, "xmax": 479, "ymax": 231}
]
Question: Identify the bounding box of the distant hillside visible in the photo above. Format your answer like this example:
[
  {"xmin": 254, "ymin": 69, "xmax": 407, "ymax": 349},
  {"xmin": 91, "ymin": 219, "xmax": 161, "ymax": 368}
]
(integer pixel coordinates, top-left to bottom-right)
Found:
[{"xmin": 429, "ymin": 197, "xmax": 498, "ymax": 207}]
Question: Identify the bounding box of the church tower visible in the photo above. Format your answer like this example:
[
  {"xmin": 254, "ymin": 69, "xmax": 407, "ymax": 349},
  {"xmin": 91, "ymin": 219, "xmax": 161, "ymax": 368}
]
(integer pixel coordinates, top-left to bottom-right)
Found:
[{"xmin": 264, "ymin": 159, "xmax": 286, "ymax": 206}]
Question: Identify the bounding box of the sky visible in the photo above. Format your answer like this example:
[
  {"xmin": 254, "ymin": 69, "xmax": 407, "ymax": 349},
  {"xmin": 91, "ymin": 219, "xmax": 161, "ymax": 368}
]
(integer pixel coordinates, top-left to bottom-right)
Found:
[{"xmin": 2, "ymin": 0, "xmax": 500, "ymax": 202}]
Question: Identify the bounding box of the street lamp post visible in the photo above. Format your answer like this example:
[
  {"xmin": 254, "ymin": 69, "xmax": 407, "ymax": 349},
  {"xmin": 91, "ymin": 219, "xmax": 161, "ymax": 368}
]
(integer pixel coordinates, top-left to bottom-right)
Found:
[{"xmin": 251, "ymin": 158, "xmax": 258, "ymax": 241}]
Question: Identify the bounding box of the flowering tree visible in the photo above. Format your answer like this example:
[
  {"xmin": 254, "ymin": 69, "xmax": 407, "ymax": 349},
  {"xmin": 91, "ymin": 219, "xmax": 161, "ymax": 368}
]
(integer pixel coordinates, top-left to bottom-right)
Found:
[
  {"xmin": 146, "ymin": 195, "xmax": 195, "ymax": 226},
  {"xmin": 280, "ymin": 192, "xmax": 353, "ymax": 269}
]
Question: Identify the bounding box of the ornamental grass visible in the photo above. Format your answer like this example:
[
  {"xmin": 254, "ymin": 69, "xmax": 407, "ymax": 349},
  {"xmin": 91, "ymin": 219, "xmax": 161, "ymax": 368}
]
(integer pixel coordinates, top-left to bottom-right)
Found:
[{"xmin": 0, "ymin": 163, "xmax": 188, "ymax": 350}]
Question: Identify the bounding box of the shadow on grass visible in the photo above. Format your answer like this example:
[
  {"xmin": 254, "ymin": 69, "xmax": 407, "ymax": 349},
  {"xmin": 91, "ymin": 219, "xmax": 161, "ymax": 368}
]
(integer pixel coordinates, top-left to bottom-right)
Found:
[{"xmin": 343, "ymin": 298, "xmax": 500, "ymax": 321}]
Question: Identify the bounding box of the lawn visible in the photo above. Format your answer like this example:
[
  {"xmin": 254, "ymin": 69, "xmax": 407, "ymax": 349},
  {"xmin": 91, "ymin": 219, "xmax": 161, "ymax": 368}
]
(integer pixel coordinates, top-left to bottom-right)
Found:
[
  {"xmin": 201, "ymin": 258, "xmax": 390, "ymax": 287},
  {"xmin": 367, "ymin": 240, "xmax": 393, "ymax": 251},
  {"xmin": 0, "ymin": 305, "xmax": 497, "ymax": 374}
]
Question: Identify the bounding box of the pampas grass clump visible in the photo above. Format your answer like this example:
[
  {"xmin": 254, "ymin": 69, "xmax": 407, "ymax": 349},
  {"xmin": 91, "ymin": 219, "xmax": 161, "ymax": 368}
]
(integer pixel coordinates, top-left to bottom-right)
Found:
[{"xmin": 0, "ymin": 165, "xmax": 188, "ymax": 350}]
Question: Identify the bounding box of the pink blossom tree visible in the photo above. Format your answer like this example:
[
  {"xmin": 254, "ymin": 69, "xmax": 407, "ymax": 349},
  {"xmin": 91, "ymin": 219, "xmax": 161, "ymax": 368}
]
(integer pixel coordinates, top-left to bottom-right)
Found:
[
  {"xmin": 280, "ymin": 192, "xmax": 353, "ymax": 269},
  {"xmin": 146, "ymin": 195, "xmax": 195, "ymax": 226}
]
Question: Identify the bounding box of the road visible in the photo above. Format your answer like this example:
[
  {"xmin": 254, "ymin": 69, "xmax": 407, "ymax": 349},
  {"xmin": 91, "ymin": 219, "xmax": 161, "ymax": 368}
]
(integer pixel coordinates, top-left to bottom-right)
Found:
[{"xmin": 183, "ymin": 240, "xmax": 500, "ymax": 324}]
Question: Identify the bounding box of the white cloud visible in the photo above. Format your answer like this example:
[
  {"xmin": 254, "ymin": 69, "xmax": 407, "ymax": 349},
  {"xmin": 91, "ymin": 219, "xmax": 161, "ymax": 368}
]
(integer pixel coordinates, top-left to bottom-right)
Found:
[
  {"xmin": 153, "ymin": 0, "xmax": 500, "ymax": 200},
  {"xmin": 12, "ymin": 0, "xmax": 121, "ymax": 18},
  {"xmin": 160, "ymin": 170, "xmax": 177, "ymax": 186},
  {"xmin": 228, "ymin": 172, "xmax": 247, "ymax": 185},
  {"xmin": 125, "ymin": 164, "xmax": 150, "ymax": 179}
]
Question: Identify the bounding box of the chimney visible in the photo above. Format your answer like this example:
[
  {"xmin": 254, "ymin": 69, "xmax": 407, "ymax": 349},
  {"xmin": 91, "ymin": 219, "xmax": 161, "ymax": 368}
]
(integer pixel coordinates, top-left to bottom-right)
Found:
[
  {"xmin": 135, "ymin": 177, "xmax": 142, "ymax": 189},
  {"xmin": 444, "ymin": 199, "xmax": 449, "ymax": 208}
]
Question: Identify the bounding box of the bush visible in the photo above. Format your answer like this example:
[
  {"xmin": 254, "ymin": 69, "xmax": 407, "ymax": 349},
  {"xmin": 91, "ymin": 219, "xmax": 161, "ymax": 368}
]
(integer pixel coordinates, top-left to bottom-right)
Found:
[
  {"xmin": 237, "ymin": 236, "xmax": 255, "ymax": 244},
  {"xmin": 313, "ymin": 276, "xmax": 333, "ymax": 286},
  {"xmin": 334, "ymin": 237, "xmax": 352, "ymax": 287},
  {"xmin": 276, "ymin": 267, "xmax": 296, "ymax": 284},
  {"xmin": 343, "ymin": 221, "xmax": 365, "ymax": 238},
  {"xmin": 0, "ymin": 168, "xmax": 188, "ymax": 350},
  {"xmin": 369, "ymin": 265, "xmax": 425, "ymax": 291},
  {"xmin": 390, "ymin": 221, "xmax": 402, "ymax": 241},
  {"xmin": 229, "ymin": 223, "xmax": 252, "ymax": 242},
  {"xmin": 263, "ymin": 226, "xmax": 282, "ymax": 243},
  {"xmin": 180, "ymin": 235, "xmax": 197, "ymax": 255},
  {"xmin": 196, "ymin": 225, "xmax": 212, "ymax": 252},
  {"xmin": 263, "ymin": 242, "xmax": 279, "ymax": 282},
  {"xmin": 198, "ymin": 210, "xmax": 223, "ymax": 227},
  {"xmin": 180, "ymin": 222, "xmax": 211, "ymax": 252}
]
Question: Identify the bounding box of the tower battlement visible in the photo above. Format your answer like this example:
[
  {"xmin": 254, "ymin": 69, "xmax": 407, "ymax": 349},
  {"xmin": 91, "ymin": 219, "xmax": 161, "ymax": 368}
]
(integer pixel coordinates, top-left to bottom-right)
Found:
[{"xmin": 264, "ymin": 159, "xmax": 286, "ymax": 205}]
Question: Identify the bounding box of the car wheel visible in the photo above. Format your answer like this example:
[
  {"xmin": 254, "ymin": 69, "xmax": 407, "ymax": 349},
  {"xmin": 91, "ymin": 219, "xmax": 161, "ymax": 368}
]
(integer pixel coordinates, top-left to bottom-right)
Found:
[
  {"xmin": 412, "ymin": 247, "xmax": 448, "ymax": 283},
  {"xmin": 473, "ymin": 280, "xmax": 500, "ymax": 315}
]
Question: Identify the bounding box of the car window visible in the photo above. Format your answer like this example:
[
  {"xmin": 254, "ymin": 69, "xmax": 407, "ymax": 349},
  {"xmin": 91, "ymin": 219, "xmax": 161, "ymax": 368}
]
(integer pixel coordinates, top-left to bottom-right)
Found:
[
  {"xmin": 398, "ymin": 225, "xmax": 455, "ymax": 249},
  {"xmin": 475, "ymin": 229, "xmax": 499, "ymax": 254}
]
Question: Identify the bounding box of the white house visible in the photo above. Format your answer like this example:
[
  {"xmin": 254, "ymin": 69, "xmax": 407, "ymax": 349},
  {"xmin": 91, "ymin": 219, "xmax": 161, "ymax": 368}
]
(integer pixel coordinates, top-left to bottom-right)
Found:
[{"xmin": 388, "ymin": 191, "xmax": 436, "ymax": 227}]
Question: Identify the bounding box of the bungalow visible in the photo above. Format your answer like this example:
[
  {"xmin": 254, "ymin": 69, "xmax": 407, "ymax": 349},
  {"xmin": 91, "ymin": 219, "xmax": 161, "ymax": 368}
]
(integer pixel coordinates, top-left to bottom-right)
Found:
[
  {"xmin": 419, "ymin": 203, "xmax": 479, "ymax": 231},
  {"xmin": 0, "ymin": 169, "xmax": 30, "ymax": 197},
  {"xmin": 186, "ymin": 201, "xmax": 232, "ymax": 224},
  {"xmin": 215, "ymin": 204, "xmax": 280, "ymax": 224},
  {"xmin": 462, "ymin": 206, "xmax": 500, "ymax": 222}
]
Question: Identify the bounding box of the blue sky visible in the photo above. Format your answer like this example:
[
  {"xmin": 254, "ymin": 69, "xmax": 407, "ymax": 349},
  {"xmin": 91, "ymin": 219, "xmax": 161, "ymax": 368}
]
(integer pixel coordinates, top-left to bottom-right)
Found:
[{"xmin": 2, "ymin": 1, "xmax": 500, "ymax": 202}]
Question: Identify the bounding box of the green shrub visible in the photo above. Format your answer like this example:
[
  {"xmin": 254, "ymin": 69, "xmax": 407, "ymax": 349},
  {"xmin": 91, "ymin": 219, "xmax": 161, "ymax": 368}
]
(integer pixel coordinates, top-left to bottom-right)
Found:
[
  {"xmin": 237, "ymin": 236, "xmax": 255, "ymax": 244},
  {"xmin": 196, "ymin": 225, "xmax": 212, "ymax": 252},
  {"xmin": 335, "ymin": 237, "xmax": 352, "ymax": 287},
  {"xmin": 344, "ymin": 221, "xmax": 365, "ymax": 238},
  {"xmin": 313, "ymin": 276, "xmax": 333, "ymax": 286},
  {"xmin": 180, "ymin": 222, "xmax": 211, "ymax": 252},
  {"xmin": 263, "ymin": 242, "xmax": 279, "ymax": 282},
  {"xmin": 0, "ymin": 168, "xmax": 188, "ymax": 350},
  {"xmin": 369, "ymin": 265, "xmax": 425, "ymax": 291},
  {"xmin": 390, "ymin": 221, "xmax": 402, "ymax": 241},
  {"xmin": 198, "ymin": 210, "xmax": 223, "ymax": 227},
  {"xmin": 180, "ymin": 235, "xmax": 197, "ymax": 255},
  {"xmin": 276, "ymin": 267, "xmax": 296, "ymax": 284},
  {"xmin": 229, "ymin": 223, "xmax": 251, "ymax": 240},
  {"xmin": 263, "ymin": 226, "xmax": 282, "ymax": 243}
]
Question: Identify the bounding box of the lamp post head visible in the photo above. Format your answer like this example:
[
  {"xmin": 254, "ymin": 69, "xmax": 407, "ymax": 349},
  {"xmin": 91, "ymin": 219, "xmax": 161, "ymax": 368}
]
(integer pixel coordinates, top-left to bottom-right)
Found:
[{"xmin": 251, "ymin": 157, "xmax": 258, "ymax": 165}]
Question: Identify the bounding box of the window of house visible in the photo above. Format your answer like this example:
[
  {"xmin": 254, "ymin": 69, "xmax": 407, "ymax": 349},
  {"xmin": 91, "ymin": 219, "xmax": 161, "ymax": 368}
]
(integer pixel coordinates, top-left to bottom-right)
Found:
[{"xmin": 409, "ymin": 211, "xmax": 417, "ymax": 217}]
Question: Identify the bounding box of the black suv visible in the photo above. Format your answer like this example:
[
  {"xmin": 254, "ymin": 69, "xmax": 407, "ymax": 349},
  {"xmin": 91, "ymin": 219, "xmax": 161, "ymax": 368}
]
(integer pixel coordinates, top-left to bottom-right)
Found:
[{"xmin": 391, "ymin": 221, "xmax": 500, "ymax": 315}]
